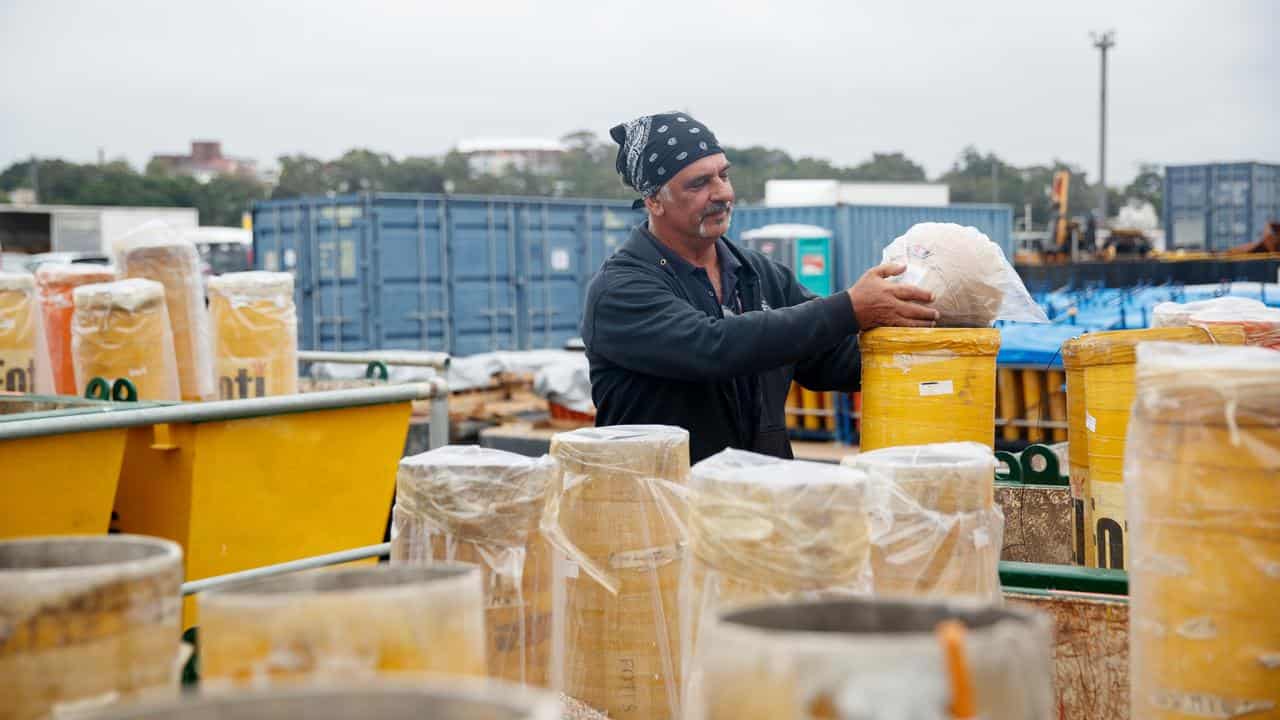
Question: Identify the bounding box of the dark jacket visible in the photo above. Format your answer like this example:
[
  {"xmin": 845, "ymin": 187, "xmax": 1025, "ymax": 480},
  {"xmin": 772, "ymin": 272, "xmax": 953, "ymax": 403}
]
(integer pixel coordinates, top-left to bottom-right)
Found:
[{"xmin": 581, "ymin": 224, "xmax": 862, "ymax": 463}]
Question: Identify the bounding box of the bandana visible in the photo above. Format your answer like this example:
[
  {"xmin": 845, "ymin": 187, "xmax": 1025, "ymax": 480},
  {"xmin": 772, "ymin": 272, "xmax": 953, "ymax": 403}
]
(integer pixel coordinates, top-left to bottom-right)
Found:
[{"xmin": 610, "ymin": 111, "xmax": 724, "ymax": 209}]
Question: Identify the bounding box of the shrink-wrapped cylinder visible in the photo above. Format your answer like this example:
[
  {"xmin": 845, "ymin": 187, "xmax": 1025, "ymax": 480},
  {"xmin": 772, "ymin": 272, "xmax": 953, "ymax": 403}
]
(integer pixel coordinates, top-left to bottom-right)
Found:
[
  {"xmin": 207, "ymin": 271, "xmax": 299, "ymax": 398},
  {"xmin": 0, "ymin": 272, "xmax": 52, "ymax": 394},
  {"xmin": 542, "ymin": 425, "xmax": 690, "ymax": 720},
  {"xmin": 696, "ymin": 597, "xmax": 1053, "ymax": 720},
  {"xmin": 1060, "ymin": 336, "xmax": 1092, "ymax": 566},
  {"xmin": 0, "ymin": 535, "xmax": 184, "ymax": 720},
  {"xmin": 1150, "ymin": 296, "xmax": 1266, "ymax": 328},
  {"xmin": 847, "ymin": 442, "xmax": 1003, "ymax": 600},
  {"xmin": 1189, "ymin": 306, "xmax": 1280, "ymax": 350},
  {"xmin": 391, "ymin": 445, "xmax": 556, "ymax": 687},
  {"xmin": 34, "ymin": 264, "xmax": 117, "ymax": 395},
  {"xmin": 71, "ymin": 278, "xmax": 181, "ymax": 401},
  {"xmin": 118, "ymin": 222, "xmax": 214, "ymax": 401},
  {"xmin": 199, "ymin": 564, "xmax": 485, "ymax": 688},
  {"xmin": 1126, "ymin": 342, "xmax": 1280, "ymax": 719}
]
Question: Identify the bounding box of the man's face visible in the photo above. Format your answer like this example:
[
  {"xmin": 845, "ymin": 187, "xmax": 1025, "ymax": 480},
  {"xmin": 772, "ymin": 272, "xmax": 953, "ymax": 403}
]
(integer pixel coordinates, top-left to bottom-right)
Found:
[{"xmin": 648, "ymin": 153, "xmax": 734, "ymax": 241}]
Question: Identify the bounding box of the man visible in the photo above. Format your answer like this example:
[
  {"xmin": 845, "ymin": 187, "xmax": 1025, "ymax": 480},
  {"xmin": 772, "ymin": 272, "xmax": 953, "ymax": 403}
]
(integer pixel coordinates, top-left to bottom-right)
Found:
[
  {"xmin": 1228, "ymin": 220, "xmax": 1280, "ymax": 255},
  {"xmin": 582, "ymin": 111, "xmax": 939, "ymax": 462}
]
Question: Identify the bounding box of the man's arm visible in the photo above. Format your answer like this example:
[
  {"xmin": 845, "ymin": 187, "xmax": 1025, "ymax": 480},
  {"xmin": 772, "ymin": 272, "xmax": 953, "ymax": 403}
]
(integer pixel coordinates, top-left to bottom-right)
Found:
[{"xmin": 782, "ymin": 272, "xmax": 862, "ymax": 392}]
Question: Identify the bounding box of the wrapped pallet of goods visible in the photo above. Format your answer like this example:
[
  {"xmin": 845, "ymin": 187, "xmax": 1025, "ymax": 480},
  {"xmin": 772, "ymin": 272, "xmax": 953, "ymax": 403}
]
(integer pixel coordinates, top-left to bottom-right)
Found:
[
  {"xmin": 541, "ymin": 425, "xmax": 690, "ymax": 720},
  {"xmin": 846, "ymin": 442, "xmax": 1003, "ymax": 600},
  {"xmin": 0, "ymin": 272, "xmax": 52, "ymax": 394},
  {"xmin": 198, "ymin": 564, "xmax": 485, "ymax": 688},
  {"xmin": 695, "ymin": 597, "xmax": 1053, "ymax": 720},
  {"xmin": 1150, "ymin": 296, "xmax": 1267, "ymax": 328},
  {"xmin": 34, "ymin": 264, "xmax": 117, "ymax": 395},
  {"xmin": 207, "ymin": 271, "xmax": 299, "ymax": 399},
  {"xmin": 391, "ymin": 445, "xmax": 557, "ymax": 686},
  {"xmin": 1060, "ymin": 336, "xmax": 1092, "ymax": 566},
  {"xmin": 1189, "ymin": 306, "xmax": 1280, "ymax": 350},
  {"xmin": 1073, "ymin": 325, "xmax": 1246, "ymax": 569},
  {"xmin": 71, "ymin": 278, "xmax": 182, "ymax": 402},
  {"xmin": 1126, "ymin": 342, "xmax": 1280, "ymax": 719},
  {"xmin": 0, "ymin": 535, "xmax": 184, "ymax": 720},
  {"xmin": 118, "ymin": 221, "xmax": 214, "ymax": 401}
]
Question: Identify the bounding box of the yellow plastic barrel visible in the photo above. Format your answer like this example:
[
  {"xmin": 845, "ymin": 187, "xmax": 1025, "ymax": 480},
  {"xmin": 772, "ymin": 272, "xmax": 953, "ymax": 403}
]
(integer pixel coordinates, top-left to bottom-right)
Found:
[
  {"xmin": 0, "ymin": 272, "xmax": 48, "ymax": 394},
  {"xmin": 207, "ymin": 272, "xmax": 298, "ymax": 399},
  {"xmin": 1046, "ymin": 370, "xmax": 1068, "ymax": 443},
  {"xmin": 120, "ymin": 241, "xmax": 214, "ymax": 401},
  {"xmin": 1075, "ymin": 326, "xmax": 1245, "ymax": 569},
  {"xmin": 35, "ymin": 264, "xmax": 117, "ymax": 395},
  {"xmin": 1020, "ymin": 369, "xmax": 1046, "ymax": 443},
  {"xmin": 1127, "ymin": 342, "xmax": 1280, "ymax": 719},
  {"xmin": 996, "ymin": 368, "xmax": 1022, "ymax": 442},
  {"xmin": 859, "ymin": 328, "xmax": 1000, "ymax": 451},
  {"xmin": 1061, "ymin": 337, "xmax": 1091, "ymax": 566},
  {"xmin": 71, "ymin": 279, "xmax": 181, "ymax": 402}
]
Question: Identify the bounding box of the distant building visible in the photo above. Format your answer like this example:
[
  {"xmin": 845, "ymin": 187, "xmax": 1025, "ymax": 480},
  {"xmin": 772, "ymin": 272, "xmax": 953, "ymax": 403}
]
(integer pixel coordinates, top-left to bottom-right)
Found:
[
  {"xmin": 150, "ymin": 141, "xmax": 259, "ymax": 183},
  {"xmin": 456, "ymin": 138, "xmax": 567, "ymax": 176}
]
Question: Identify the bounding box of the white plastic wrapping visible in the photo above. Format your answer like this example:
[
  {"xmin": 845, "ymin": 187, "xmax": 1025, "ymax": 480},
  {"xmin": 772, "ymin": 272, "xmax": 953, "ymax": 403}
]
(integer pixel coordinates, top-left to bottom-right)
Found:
[
  {"xmin": 0, "ymin": 535, "xmax": 184, "ymax": 720},
  {"xmin": 533, "ymin": 353, "xmax": 593, "ymax": 414},
  {"xmin": 881, "ymin": 223, "xmax": 1048, "ymax": 327},
  {"xmin": 847, "ymin": 442, "xmax": 1003, "ymax": 601},
  {"xmin": 71, "ymin": 278, "xmax": 182, "ymax": 401},
  {"xmin": 1188, "ymin": 305, "xmax": 1280, "ymax": 350},
  {"xmin": 207, "ymin": 271, "xmax": 299, "ymax": 398},
  {"xmin": 391, "ymin": 445, "xmax": 557, "ymax": 686},
  {"xmin": 1125, "ymin": 341, "xmax": 1280, "ymax": 719},
  {"xmin": 1150, "ymin": 296, "xmax": 1266, "ymax": 328},
  {"xmin": 0, "ymin": 271, "xmax": 54, "ymax": 394}
]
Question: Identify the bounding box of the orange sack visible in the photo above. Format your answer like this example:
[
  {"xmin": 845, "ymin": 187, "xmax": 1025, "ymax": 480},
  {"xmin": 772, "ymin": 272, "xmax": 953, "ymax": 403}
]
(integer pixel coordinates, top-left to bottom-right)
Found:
[{"xmin": 35, "ymin": 264, "xmax": 118, "ymax": 395}]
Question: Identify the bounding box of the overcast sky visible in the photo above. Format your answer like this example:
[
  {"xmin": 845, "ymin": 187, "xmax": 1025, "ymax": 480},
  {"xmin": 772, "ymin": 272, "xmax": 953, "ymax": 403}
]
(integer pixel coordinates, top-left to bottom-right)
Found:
[{"xmin": 2, "ymin": 0, "xmax": 1276, "ymax": 185}]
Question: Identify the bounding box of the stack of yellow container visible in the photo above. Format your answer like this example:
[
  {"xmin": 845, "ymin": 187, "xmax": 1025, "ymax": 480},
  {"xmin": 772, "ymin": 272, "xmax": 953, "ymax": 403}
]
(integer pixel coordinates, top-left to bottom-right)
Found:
[
  {"xmin": 0, "ymin": 271, "xmax": 51, "ymax": 394},
  {"xmin": 207, "ymin": 271, "xmax": 298, "ymax": 399},
  {"xmin": 71, "ymin": 278, "xmax": 181, "ymax": 402}
]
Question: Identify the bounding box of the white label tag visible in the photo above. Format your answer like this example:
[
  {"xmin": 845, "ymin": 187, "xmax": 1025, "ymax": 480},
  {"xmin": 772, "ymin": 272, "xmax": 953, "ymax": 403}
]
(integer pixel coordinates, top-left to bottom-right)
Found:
[
  {"xmin": 1086, "ymin": 413, "xmax": 1097, "ymax": 432},
  {"xmin": 918, "ymin": 380, "xmax": 953, "ymax": 397},
  {"xmin": 550, "ymin": 249, "xmax": 571, "ymax": 271}
]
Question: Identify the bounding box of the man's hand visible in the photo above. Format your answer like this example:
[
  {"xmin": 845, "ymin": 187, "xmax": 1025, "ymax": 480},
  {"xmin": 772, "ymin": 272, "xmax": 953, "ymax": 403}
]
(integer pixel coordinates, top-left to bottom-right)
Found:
[{"xmin": 847, "ymin": 263, "xmax": 939, "ymax": 331}]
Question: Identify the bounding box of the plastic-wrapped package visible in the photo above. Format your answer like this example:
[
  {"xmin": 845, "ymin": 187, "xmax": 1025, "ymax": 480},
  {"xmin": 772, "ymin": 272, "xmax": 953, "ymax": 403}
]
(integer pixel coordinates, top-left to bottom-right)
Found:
[
  {"xmin": 0, "ymin": 535, "xmax": 184, "ymax": 720},
  {"xmin": 1150, "ymin": 296, "xmax": 1266, "ymax": 328},
  {"xmin": 695, "ymin": 597, "xmax": 1053, "ymax": 720},
  {"xmin": 199, "ymin": 564, "xmax": 486, "ymax": 688},
  {"xmin": 207, "ymin": 271, "xmax": 298, "ymax": 399},
  {"xmin": 1125, "ymin": 342, "xmax": 1280, "ymax": 719},
  {"xmin": 881, "ymin": 223, "xmax": 1048, "ymax": 327},
  {"xmin": 847, "ymin": 442, "xmax": 1002, "ymax": 601},
  {"xmin": 1059, "ymin": 336, "xmax": 1092, "ymax": 566},
  {"xmin": 541, "ymin": 425, "xmax": 690, "ymax": 720},
  {"xmin": 118, "ymin": 221, "xmax": 214, "ymax": 401},
  {"xmin": 34, "ymin": 264, "xmax": 118, "ymax": 395},
  {"xmin": 1189, "ymin": 305, "xmax": 1280, "ymax": 349},
  {"xmin": 72, "ymin": 278, "xmax": 182, "ymax": 401},
  {"xmin": 391, "ymin": 445, "xmax": 557, "ymax": 687},
  {"xmin": 0, "ymin": 272, "xmax": 53, "ymax": 394},
  {"xmin": 858, "ymin": 328, "xmax": 1000, "ymax": 451},
  {"xmin": 1072, "ymin": 325, "xmax": 1246, "ymax": 569}
]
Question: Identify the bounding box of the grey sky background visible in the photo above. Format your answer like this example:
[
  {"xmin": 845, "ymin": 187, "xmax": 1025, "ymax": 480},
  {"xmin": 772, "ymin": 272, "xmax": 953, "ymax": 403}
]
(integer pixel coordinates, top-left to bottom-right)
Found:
[{"xmin": 2, "ymin": 0, "xmax": 1276, "ymax": 185}]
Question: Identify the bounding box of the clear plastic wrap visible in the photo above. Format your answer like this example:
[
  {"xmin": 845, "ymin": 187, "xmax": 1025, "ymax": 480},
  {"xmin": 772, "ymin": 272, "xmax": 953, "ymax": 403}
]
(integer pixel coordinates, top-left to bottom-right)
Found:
[
  {"xmin": 881, "ymin": 222, "xmax": 1048, "ymax": 327},
  {"xmin": 71, "ymin": 278, "xmax": 182, "ymax": 401},
  {"xmin": 540, "ymin": 425, "xmax": 690, "ymax": 720},
  {"xmin": 118, "ymin": 221, "xmax": 215, "ymax": 401},
  {"xmin": 1189, "ymin": 305, "xmax": 1280, "ymax": 350},
  {"xmin": 0, "ymin": 535, "xmax": 184, "ymax": 720},
  {"xmin": 695, "ymin": 597, "xmax": 1053, "ymax": 720},
  {"xmin": 1150, "ymin": 296, "xmax": 1267, "ymax": 328},
  {"xmin": 0, "ymin": 271, "xmax": 53, "ymax": 394},
  {"xmin": 1125, "ymin": 342, "xmax": 1280, "ymax": 719},
  {"xmin": 207, "ymin": 271, "xmax": 299, "ymax": 399},
  {"xmin": 34, "ymin": 263, "xmax": 118, "ymax": 395},
  {"xmin": 858, "ymin": 328, "xmax": 1000, "ymax": 451},
  {"xmin": 391, "ymin": 445, "xmax": 557, "ymax": 687},
  {"xmin": 1072, "ymin": 325, "xmax": 1246, "ymax": 569},
  {"xmin": 1059, "ymin": 336, "xmax": 1092, "ymax": 566},
  {"xmin": 198, "ymin": 564, "xmax": 486, "ymax": 689},
  {"xmin": 847, "ymin": 442, "xmax": 1003, "ymax": 601}
]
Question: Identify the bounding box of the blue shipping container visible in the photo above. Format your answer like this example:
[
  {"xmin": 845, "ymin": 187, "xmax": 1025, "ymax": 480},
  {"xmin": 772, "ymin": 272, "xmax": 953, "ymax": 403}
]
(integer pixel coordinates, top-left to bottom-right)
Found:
[{"xmin": 1164, "ymin": 162, "xmax": 1280, "ymax": 251}]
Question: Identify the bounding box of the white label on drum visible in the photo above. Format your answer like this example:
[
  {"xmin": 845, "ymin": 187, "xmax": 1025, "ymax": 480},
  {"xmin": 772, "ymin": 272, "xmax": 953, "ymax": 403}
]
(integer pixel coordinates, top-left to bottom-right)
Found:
[
  {"xmin": 918, "ymin": 380, "xmax": 953, "ymax": 397},
  {"xmin": 1086, "ymin": 413, "xmax": 1097, "ymax": 432}
]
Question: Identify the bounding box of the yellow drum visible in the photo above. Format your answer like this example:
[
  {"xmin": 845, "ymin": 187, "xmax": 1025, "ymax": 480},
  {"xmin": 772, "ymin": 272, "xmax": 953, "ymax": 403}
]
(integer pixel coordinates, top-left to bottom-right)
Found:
[
  {"xmin": 0, "ymin": 272, "xmax": 49, "ymax": 394},
  {"xmin": 207, "ymin": 271, "xmax": 298, "ymax": 399},
  {"xmin": 35, "ymin": 264, "xmax": 117, "ymax": 395},
  {"xmin": 72, "ymin": 279, "xmax": 181, "ymax": 402},
  {"xmin": 1076, "ymin": 326, "xmax": 1244, "ymax": 569},
  {"xmin": 1061, "ymin": 336, "xmax": 1092, "ymax": 566},
  {"xmin": 1127, "ymin": 342, "xmax": 1280, "ymax": 719},
  {"xmin": 859, "ymin": 328, "xmax": 1000, "ymax": 451}
]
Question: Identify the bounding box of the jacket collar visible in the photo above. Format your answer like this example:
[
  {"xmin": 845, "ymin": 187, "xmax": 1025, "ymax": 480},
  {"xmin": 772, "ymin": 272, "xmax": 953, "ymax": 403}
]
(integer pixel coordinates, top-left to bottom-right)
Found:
[{"xmin": 622, "ymin": 222, "xmax": 751, "ymax": 282}]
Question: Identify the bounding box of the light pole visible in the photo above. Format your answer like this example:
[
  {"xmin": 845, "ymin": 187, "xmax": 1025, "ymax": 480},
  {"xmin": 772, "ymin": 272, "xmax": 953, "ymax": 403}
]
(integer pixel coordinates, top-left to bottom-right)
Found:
[{"xmin": 1091, "ymin": 30, "xmax": 1116, "ymax": 223}]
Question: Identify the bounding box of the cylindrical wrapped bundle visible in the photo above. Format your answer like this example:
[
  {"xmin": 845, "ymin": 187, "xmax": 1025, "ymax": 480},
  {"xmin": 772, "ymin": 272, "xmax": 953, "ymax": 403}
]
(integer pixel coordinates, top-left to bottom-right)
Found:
[
  {"xmin": 0, "ymin": 272, "xmax": 52, "ymax": 394},
  {"xmin": 1076, "ymin": 325, "xmax": 1246, "ymax": 569},
  {"xmin": 542, "ymin": 425, "xmax": 690, "ymax": 720},
  {"xmin": 1060, "ymin": 336, "xmax": 1092, "ymax": 566},
  {"xmin": 696, "ymin": 597, "xmax": 1053, "ymax": 720},
  {"xmin": 199, "ymin": 564, "xmax": 485, "ymax": 688},
  {"xmin": 391, "ymin": 445, "xmax": 556, "ymax": 687},
  {"xmin": 681, "ymin": 449, "xmax": 875, "ymax": 715},
  {"xmin": 207, "ymin": 271, "xmax": 298, "ymax": 399},
  {"xmin": 1190, "ymin": 306, "xmax": 1280, "ymax": 350},
  {"xmin": 1126, "ymin": 342, "xmax": 1280, "ymax": 720},
  {"xmin": 1150, "ymin": 296, "xmax": 1266, "ymax": 328},
  {"xmin": 847, "ymin": 442, "xmax": 1002, "ymax": 600},
  {"xmin": 858, "ymin": 328, "xmax": 1000, "ymax": 451},
  {"xmin": 0, "ymin": 535, "xmax": 184, "ymax": 720},
  {"xmin": 120, "ymin": 237, "xmax": 214, "ymax": 401},
  {"xmin": 34, "ymin": 264, "xmax": 117, "ymax": 395},
  {"xmin": 83, "ymin": 684, "xmax": 563, "ymax": 720},
  {"xmin": 72, "ymin": 279, "xmax": 181, "ymax": 401}
]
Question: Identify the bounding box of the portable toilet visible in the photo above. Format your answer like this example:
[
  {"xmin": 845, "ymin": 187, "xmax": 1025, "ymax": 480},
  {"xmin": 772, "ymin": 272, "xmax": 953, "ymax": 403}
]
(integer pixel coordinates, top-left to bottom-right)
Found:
[{"xmin": 739, "ymin": 224, "xmax": 834, "ymax": 295}]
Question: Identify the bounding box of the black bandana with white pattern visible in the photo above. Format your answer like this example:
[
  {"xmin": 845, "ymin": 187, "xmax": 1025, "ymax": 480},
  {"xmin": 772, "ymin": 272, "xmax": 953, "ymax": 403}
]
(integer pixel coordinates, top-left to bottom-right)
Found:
[{"xmin": 610, "ymin": 112, "xmax": 724, "ymax": 209}]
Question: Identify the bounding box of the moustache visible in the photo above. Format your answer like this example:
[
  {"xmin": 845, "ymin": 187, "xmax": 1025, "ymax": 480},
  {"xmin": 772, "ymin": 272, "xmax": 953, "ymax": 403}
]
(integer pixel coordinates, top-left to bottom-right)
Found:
[{"xmin": 701, "ymin": 203, "xmax": 733, "ymax": 219}]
